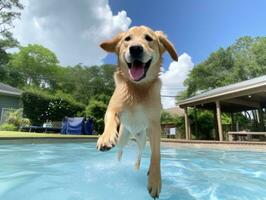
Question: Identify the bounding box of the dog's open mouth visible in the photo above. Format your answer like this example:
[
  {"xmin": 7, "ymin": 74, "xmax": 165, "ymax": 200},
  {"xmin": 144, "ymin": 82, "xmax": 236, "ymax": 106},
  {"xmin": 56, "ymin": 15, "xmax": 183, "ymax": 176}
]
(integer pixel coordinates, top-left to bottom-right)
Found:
[{"xmin": 126, "ymin": 59, "xmax": 152, "ymax": 81}]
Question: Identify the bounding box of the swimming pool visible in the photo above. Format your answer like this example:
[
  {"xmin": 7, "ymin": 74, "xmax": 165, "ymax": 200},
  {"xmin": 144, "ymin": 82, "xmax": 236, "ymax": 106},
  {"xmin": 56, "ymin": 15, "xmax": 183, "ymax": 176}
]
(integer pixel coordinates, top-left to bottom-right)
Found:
[{"xmin": 0, "ymin": 142, "xmax": 266, "ymax": 200}]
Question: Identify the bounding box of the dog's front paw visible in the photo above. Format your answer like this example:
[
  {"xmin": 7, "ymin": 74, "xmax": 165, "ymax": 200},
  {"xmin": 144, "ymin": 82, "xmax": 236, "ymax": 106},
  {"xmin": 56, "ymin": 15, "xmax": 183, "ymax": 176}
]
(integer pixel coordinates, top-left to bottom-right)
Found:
[
  {"xmin": 147, "ymin": 169, "xmax": 161, "ymax": 199},
  {"xmin": 96, "ymin": 132, "xmax": 118, "ymax": 151}
]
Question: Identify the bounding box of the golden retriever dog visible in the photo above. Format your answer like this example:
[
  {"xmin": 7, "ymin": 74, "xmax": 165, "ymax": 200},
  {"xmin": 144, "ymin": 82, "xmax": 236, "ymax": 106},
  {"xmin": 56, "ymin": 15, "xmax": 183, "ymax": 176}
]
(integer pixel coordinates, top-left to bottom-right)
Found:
[{"xmin": 97, "ymin": 25, "xmax": 178, "ymax": 199}]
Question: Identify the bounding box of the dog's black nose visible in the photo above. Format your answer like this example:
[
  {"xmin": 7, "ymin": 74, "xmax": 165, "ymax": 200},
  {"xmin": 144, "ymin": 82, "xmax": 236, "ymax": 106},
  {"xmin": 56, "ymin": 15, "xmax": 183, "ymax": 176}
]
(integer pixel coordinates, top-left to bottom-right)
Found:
[{"xmin": 129, "ymin": 45, "xmax": 143, "ymax": 58}]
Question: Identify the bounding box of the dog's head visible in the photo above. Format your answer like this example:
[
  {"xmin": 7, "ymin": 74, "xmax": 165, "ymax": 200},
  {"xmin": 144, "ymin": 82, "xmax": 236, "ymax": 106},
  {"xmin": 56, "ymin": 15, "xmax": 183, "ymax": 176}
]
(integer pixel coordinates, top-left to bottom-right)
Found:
[{"xmin": 100, "ymin": 26, "xmax": 178, "ymax": 83}]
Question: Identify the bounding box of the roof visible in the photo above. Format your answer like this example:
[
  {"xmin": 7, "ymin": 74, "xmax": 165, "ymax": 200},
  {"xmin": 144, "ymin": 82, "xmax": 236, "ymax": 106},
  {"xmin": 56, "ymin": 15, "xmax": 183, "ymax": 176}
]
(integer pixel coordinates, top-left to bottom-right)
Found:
[
  {"xmin": 163, "ymin": 106, "xmax": 184, "ymax": 116},
  {"xmin": 178, "ymin": 75, "xmax": 266, "ymax": 108},
  {"xmin": 0, "ymin": 82, "xmax": 21, "ymax": 97}
]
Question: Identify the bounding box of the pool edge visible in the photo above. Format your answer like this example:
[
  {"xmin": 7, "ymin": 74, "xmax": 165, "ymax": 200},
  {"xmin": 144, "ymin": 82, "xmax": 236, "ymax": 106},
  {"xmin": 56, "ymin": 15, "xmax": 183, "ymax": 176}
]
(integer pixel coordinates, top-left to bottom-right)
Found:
[{"xmin": 161, "ymin": 139, "xmax": 266, "ymax": 152}]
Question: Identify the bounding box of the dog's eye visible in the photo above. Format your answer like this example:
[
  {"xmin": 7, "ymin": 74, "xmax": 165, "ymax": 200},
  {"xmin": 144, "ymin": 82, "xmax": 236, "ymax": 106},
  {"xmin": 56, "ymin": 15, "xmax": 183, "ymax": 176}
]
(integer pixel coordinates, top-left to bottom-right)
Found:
[
  {"xmin": 125, "ymin": 36, "xmax": 131, "ymax": 41},
  {"xmin": 145, "ymin": 35, "xmax": 153, "ymax": 42}
]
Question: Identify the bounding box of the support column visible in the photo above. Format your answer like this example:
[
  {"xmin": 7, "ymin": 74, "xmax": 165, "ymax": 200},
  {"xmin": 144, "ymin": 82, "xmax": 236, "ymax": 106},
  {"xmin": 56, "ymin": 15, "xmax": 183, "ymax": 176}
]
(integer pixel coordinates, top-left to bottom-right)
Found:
[
  {"xmin": 230, "ymin": 112, "xmax": 235, "ymax": 131},
  {"xmin": 258, "ymin": 106, "xmax": 264, "ymax": 131},
  {"xmin": 216, "ymin": 101, "xmax": 223, "ymax": 141},
  {"xmin": 194, "ymin": 107, "xmax": 199, "ymax": 139},
  {"xmin": 188, "ymin": 122, "xmax": 191, "ymax": 140},
  {"xmin": 213, "ymin": 108, "xmax": 218, "ymax": 140},
  {"xmin": 184, "ymin": 107, "xmax": 190, "ymax": 140}
]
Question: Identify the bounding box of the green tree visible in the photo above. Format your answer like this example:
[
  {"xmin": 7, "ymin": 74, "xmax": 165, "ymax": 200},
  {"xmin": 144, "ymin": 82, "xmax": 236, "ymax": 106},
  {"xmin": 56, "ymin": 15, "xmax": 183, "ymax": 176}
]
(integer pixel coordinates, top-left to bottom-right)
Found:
[
  {"xmin": 160, "ymin": 111, "xmax": 175, "ymax": 124},
  {"xmin": 0, "ymin": 50, "xmax": 9, "ymax": 82},
  {"xmin": 229, "ymin": 36, "xmax": 259, "ymax": 81},
  {"xmin": 85, "ymin": 99, "xmax": 107, "ymax": 134},
  {"xmin": 0, "ymin": 0, "xmax": 23, "ymax": 84},
  {"xmin": 59, "ymin": 64, "xmax": 115, "ymax": 104},
  {"xmin": 8, "ymin": 44, "xmax": 61, "ymax": 89},
  {"xmin": 252, "ymin": 37, "xmax": 266, "ymax": 71},
  {"xmin": 184, "ymin": 48, "xmax": 234, "ymax": 97},
  {"xmin": 183, "ymin": 36, "xmax": 266, "ymax": 98},
  {"xmin": 0, "ymin": 0, "xmax": 23, "ymax": 49}
]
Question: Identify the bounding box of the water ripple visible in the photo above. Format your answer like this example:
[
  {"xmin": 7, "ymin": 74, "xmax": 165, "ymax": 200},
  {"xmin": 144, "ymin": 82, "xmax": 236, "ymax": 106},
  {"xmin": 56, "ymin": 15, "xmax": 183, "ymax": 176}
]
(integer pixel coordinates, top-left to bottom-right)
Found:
[{"xmin": 0, "ymin": 143, "xmax": 266, "ymax": 200}]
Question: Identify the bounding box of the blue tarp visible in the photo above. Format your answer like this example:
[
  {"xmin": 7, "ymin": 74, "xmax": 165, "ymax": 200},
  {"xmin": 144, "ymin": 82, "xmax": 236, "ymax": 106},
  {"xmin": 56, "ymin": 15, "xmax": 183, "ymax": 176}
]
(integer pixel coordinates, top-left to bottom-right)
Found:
[
  {"xmin": 61, "ymin": 117, "xmax": 93, "ymax": 135},
  {"xmin": 84, "ymin": 118, "xmax": 93, "ymax": 135}
]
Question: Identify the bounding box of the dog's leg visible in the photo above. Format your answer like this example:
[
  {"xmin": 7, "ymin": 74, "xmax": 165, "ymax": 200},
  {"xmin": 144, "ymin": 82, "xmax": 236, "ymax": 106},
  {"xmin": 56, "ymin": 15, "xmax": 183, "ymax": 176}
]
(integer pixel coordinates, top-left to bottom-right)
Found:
[
  {"xmin": 147, "ymin": 122, "xmax": 161, "ymax": 199},
  {"xmin": 117, "ymin": 124, "xmax": 130, "ymax": 161},
  {"xmin": 97, "ymin": 108, "xmax": 120, "ymax": 151},
  {"xmin": 134, "ymin": 130, "xmax": 147, "ymax": 170}
]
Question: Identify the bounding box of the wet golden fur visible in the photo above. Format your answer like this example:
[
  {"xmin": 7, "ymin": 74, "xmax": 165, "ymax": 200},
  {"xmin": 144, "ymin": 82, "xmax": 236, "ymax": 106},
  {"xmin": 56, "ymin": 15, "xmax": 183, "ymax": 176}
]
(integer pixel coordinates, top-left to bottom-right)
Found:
[{"xmin": 97, "ymin": 26, "xmax": 178, "ymax": 199}]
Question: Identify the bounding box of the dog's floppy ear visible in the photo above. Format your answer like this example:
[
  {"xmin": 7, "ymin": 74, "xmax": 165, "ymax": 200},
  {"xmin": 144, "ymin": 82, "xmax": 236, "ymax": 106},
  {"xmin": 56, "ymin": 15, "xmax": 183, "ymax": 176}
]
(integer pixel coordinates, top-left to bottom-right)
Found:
[
  {"xmin": 100, "ymin": 32, "xmax": 125, "ymax": 53},
  {"xmin": 155, "ymin": 31, "xmax": 178, "ymax": 61}
]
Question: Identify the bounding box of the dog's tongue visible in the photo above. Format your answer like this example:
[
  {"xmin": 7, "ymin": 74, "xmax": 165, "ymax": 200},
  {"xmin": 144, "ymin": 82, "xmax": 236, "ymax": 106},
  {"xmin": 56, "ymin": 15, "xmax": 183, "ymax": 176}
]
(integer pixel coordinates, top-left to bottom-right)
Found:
[{"xmin": 129, "ymin": 61, "xmax": 145, "ymax": 81}]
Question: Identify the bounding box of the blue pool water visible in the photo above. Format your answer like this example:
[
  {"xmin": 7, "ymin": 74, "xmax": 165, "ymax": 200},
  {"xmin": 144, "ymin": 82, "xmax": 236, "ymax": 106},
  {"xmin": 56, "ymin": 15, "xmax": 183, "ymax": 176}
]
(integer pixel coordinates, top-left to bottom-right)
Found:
[{"xmin": 0, "ymin": 142, "xmax": 266, "ymax": 200}]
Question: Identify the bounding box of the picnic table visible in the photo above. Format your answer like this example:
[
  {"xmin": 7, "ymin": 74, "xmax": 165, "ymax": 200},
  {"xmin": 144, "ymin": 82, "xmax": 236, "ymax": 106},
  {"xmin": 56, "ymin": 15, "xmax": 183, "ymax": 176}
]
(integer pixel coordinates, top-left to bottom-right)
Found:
[{"xmin": 228, "ymin": 131, "xmax": 266, "ymax": 141}]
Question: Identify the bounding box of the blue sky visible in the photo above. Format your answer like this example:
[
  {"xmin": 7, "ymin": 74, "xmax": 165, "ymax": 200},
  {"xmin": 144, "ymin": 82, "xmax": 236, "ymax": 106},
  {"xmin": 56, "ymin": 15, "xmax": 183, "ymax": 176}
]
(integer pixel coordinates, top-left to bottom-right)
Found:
[{"xmin": 106, "ymin": 0, "xmax": 266, "ymax": 67}]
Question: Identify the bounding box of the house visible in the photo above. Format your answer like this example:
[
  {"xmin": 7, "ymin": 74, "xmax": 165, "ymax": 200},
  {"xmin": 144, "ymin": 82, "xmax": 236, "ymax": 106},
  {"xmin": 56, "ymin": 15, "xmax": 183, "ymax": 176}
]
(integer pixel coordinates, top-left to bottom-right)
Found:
[
  {"xmin": 0, "ymin": 83, "xmax": 21, "ymax": 123},
  {"xmin": 164, "ymin": 106, "xmax": 185, "ymax": 117}
]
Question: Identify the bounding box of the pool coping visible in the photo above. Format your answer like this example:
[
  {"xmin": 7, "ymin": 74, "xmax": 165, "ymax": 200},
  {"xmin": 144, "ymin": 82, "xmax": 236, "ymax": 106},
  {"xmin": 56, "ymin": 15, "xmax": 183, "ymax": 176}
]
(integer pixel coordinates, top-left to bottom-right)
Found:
[
  {"xmin": 161, "ymin": 138, "xmax": 266, "ymax": 145},
  {"xmin": 0, "ymin": 134, "xmax": 99, "ymax": 144},
  {"xmin": 161, "ymin": 139, "xmax": 266, "ymax": 151},
  {"xmin": 0, "ymin": 135, "xmax": 98, "ymax": 140},
  {"xmin": 1, "ymin": 136, "xmax": 266, "ymax": 151},
  {"xmin": 2, "ymin": 135, "xmax": 266, "ymax": 144}
]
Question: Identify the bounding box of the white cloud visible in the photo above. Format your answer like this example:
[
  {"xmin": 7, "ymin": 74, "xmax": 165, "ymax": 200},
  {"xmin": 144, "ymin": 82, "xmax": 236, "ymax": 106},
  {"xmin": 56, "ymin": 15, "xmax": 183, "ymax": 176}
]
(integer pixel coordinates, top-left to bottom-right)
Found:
[
  {"xmin": 12, "ymin": 0, "xmax": 131, "ymax": 66},
  {"xmin": 160, "ymin": 53, "xmax": 194, "ymax": 109}
]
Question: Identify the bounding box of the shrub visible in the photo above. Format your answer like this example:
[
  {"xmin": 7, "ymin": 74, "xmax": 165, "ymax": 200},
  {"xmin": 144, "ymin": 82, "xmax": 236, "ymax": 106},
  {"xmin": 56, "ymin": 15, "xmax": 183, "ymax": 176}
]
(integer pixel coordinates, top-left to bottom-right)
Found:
[
  {"xmin": 0, "ymin": 123, "xmax": 17, "ymax": 131},
  {"xmin": 0, "ymin": 109, "xmax": 31, "ymax": 131},
  {"xmin": 188, "ymin": 109, "xmax": 215, "ymax": 140},
  {"xmin": 161, "ymin": 111, "xmax": 176, "ymax": 124},
  {"xmin": 161, "ymin": 111, "xmax": 186, "ymax": 138},
  {"xmin": 174, "ymin": 115, "xmax": 185, "ymax": 138},
  {"xmin": 20, "ymin": 118, "xmax": 31, "ymax": 127},
  {"xmin": 85, "ymin": 100, "xmax": 107, "ymax": 134},
  {"xmin": 6, "ymin": 108, "xmax": 30, "ymax": 128},
  {"xmin": 22, "ymin": 89, "xmax": 85, "ymax": 125}
]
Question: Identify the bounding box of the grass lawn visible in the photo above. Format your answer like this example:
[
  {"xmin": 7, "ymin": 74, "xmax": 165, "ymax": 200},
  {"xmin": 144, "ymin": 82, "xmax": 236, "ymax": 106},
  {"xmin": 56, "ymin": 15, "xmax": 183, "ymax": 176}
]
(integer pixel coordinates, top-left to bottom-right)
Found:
[{"xmin": 0, "ymin": 131, "xmax": 98, "ymax": 139}]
